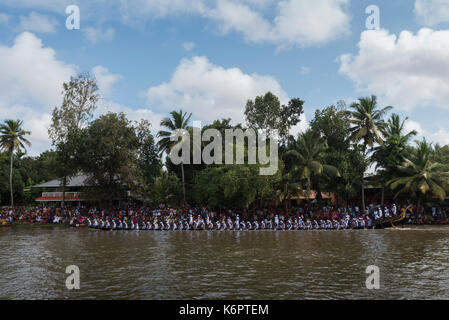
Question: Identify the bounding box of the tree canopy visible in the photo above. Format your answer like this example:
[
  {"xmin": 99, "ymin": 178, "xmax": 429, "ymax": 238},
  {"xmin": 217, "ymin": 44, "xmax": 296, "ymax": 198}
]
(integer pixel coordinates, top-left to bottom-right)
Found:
[{"xmin": 1, "ymin": 87, "xmax": 449, "ymax": 212}]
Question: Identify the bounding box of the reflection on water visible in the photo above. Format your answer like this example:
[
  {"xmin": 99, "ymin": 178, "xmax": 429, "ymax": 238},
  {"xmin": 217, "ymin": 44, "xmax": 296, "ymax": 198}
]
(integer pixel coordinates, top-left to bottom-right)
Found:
[{"xmin": 1, "ymin": 226, "xmax": 448, "ymax": 300}]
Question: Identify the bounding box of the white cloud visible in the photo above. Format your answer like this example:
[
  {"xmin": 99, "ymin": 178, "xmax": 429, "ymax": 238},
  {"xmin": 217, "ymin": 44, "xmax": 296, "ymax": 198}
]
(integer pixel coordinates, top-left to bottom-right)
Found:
[
  {"xmin": 289, "ymin": 113, "xmax": 309, "ymax": 137},
  {"xmin": 146, "ymin": 56, "xmax": 289, "ymax": 124},
  {"xmin": 182, "ymin": 41, "xmax": 195, "ymax": 52},
  {"xmin": 207, "ymin": 1, "xmax": 273, "ymax": 43},
  {"xmin": 403, "ymin": 119, "xmax": 425, "ymax": 137},
  {"xmin": 96, "ymin": 100, "xmax": 165, "ymax": 133},
  {"xmin": 207, "ymin": 0, "xmax": 351, "ymax": 47},
  {"xmin": 339, "ymin": 28, "xmax": 449, "ymax": 111},
  {"xmin": 272, "ymin": 0, "xmax": 350, "ymax": 46},
  {"xmin": 404, "ymin": 120, "xmax": 449, "ymax": 147},
  {"xmin": 17, "ymin": 12, "xmax": 58, "ymax": 34},
  {"xmin": 83, "ymin": 27, "xmax": 115, "ymax": 44},
  {"xmin": 92, "ymin": 65, "xmax": 122, "ymax": 95},
  {"xmin": 429, "ymin": 129, "xmax": 449, "ymax": 146},
  {"xmin": 1, "ymin": 0, "xmax": 351, "ymax": 47},
  {"xmin": 120, "ymin": 0, "xmax": 350, "ymax": 47},
  {"xmin": 415, "ymin": 0, "xmax": 449, "ymax": 26},
  {"xmin": 0, "ymin": 32, "xmax": 76, "ymax": 155},
  {"xmin": 0, "ymin": 105, "xmax": 53, "ymax": 156},
  {"xmin": 0, "ymin": 32, "xmax": 165, "ymax": 155},
  {"xmin": 24, "ymin": 111, "xmax": 53, "ymax": 155},
  {"xmin": 0, "ymin": 32, "xmax": 76, "ymax": 108},
  {"xmin": 120, "ymin": 0, "xmax": 207, "ymax": 22}
]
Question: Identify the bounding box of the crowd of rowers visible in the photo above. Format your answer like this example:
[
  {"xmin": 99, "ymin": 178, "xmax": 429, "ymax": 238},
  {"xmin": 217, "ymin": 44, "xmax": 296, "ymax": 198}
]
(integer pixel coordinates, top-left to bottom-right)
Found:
[
  {"xmin": 87, "ymin": 213, "xmax": 376, "ymax": 231},
  {"xmin": 81, "ymin": 204, "xmax": 405, "ymax": 231},
  {"xmin": 3, "ymin": 203, "xmax": 449, "ymax": 230}
]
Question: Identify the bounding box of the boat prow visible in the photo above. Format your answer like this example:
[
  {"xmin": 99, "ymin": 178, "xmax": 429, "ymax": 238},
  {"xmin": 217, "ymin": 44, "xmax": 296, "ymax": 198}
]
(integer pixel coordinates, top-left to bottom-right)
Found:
[{"xmin": 374, "ymin": 206, "xmax": 411, "ymax": 229}]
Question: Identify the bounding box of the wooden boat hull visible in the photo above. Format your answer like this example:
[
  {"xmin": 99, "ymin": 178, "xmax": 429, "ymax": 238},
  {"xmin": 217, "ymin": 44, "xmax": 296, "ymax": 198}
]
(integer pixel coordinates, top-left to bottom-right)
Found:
[{"xmin": 373, "ymin": 206, "xmax": 411, "ymax": 229}]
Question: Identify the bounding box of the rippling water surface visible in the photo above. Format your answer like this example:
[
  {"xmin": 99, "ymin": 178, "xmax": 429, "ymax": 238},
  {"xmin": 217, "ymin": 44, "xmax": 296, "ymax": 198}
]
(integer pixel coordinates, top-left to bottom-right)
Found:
[{"xmin": 1, "ymin": 226, "xmax": 448, "ymax": 300}]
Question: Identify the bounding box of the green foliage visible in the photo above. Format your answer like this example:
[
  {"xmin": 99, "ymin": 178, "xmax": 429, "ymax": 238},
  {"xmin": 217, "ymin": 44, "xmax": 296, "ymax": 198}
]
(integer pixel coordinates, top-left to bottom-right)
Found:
[
  {"xmin": 76, "ymin": 113, "xmax": 139, "ymax": 207},
  {"xmin": 245, "ymin": 92, "xmax": 304, "ymax": 140},
  {"xmin": 388, "ymin": 139, "xmax": 449, "ymax": 210},
  {"xmin": 345, "ymin": 95, "xmax": 392, "ymax": 152},
  {"xmin": 0, "ymin": 150, "xmax": 58, "ymax": 205},
  {"xmin": 157, "ymin": 109, "xmax": 192, "ymax": 205},
  {"xmin": 0, "ymin": 119, "xmax": 31, "ymax": 206},
  {"xmin": 48, "ymin": 73, "xmax": 100, "ymax": 206},
  {"xmin": 372, "ymin": 113, "xmax": 417, "ymax": 173},
  {"xmin": 283, "ymin": 130, "xmax": 340, "ymax": 202},
  {"xmin": 193, "ymin": 163, "xmax": 280, "ymax": 209},
  {"xmin": 2, "ymin": 90, "xmax": 449, "ymax": 209},
  {"xmin": 309, "ymin": 106, "xmax": 365, "ymax": 201},
  {"xmin": 135, "ymin": 119, "xmax": 162, "ymax": 186},
  {"xmin": 157, "ymin": 110, "xmax": 192, "ymax": 156},
  {"xmin": 49, "ymin": 73, "xmax": 99, "ymax": 146},
  {"xmin": 150, "ymin": 171, "xmax": 183, "ymax": 206},
  {"xmin": 0, "ymin": 120, "xmax": 31, "ymax": 154},
  {"xmin": 343, "ymin": 95, "xmax": 393, "ymax": 209}
]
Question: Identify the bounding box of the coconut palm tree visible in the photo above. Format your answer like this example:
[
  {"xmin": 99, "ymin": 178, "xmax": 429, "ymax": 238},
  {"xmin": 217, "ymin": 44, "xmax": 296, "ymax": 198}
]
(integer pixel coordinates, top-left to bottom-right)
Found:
[
  {"xmin": 371, "ymin": 114, "xmax": 417, "ymax": 205},
  {"xmin": 276, "ymin": 160, "xmax": 302, "ymax": 211},
  {"xmin": 345, "ymin": 95, "xmax": 392, "ymax": 211},
  {"xmin": 387, "ymin": 139, "xmax": 449, "ymax": 213},
  {"xmin": 0, "ymin": 119, "xmax": 31, "ymax": 207},
  {"xmin": 284, "ymin": 130, "xmax": 340, "ymax": 202},
  {"xmin": 383, "ymin": 114, "xmax": 417, "ymax": 142},
  {"xmin": 157, "ymin": 110, "xmax": 192, "ymax": 205}
]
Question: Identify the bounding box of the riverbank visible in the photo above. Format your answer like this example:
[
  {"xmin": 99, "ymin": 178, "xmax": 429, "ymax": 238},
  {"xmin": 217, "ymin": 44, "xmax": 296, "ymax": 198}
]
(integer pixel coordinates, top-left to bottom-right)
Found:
[{"xmin": 8, "ymin": 221, "xmax": 69, "ymax": 228}]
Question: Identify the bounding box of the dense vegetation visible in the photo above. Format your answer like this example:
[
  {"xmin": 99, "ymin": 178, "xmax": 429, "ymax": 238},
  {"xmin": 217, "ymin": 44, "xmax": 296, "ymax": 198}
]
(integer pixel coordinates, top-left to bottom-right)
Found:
[{"xmin": 1, "ymin": 74, "xmax": 449, "ymax": 211}]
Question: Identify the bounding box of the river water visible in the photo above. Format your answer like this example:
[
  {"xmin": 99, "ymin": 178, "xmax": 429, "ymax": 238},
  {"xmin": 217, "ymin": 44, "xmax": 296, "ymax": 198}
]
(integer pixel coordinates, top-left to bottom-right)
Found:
[{"xmin": 1, "ymin": 226, "xmax": 448, "ymax": 300}]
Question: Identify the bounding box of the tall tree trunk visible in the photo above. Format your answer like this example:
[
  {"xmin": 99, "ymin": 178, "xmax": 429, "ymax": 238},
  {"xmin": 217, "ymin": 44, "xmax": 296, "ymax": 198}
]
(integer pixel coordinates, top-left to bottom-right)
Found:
[
  {"xmin": 361, "ymin": 145, "xmax": 367, "ymax": 214},
  {"xmin": 9, "ymin": 151, "xmax": 14, "ymax": 207},
  {"xmin": 315, "ymin": 183, "xmax": 323, "ymax": 206},
  {"xmin": 361, "ymin": 179, "xmax": 365, "ymax": 214},
  {"xmin": 381, "ymin": 186, "xmax": 385, "ymax": 207},
  {"xmin": 181, "ymin": 162, "xmax": 186, "ymax": 205},
  {"xmin": 417, "ymin": 196, "xmax": 422, "ymax": 215}
]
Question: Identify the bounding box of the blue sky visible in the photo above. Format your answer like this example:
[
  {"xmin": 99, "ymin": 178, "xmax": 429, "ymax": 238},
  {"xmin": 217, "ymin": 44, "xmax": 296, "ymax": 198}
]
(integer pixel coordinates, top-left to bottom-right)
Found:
[{"xmin": 1, "ymin": 0, "xmax": 449, "ymax": 155}]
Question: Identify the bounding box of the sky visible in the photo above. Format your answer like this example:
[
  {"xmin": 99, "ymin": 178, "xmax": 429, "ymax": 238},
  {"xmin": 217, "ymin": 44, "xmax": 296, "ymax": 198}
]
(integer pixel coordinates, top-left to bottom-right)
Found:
[{"xmin": 1, "ymin": 0, "xmax": 449, "ymax": 156}]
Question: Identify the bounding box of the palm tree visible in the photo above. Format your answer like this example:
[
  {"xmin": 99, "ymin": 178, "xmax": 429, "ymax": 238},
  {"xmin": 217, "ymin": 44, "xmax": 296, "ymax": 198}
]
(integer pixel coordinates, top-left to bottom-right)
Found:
[
  {"xmin": 284, "ymin": 130, "xmax": 340, "ymax": 202},
  {"xmin": 0, "ymin": 120, "xmax": 31, "ymax": 207},
  {"xmin": 372, "ymin": 114, "xmax": 417, "ymax": 205},
  {"xmin": 383, "ymin": 114, "xmax": 417, "ymax": 143},
  {"xmin": 276, "ymin": 161, "xmax": 301, "ymax": 212},
  {"xmin": 387, "ymin": 139, "xmax": 449, "ymax": 213},
  {"xmin": 345, "ymin": 95, "xmax": 392, "ymax": 211},
  {"xmin": 157, "ymin": 110, "xmax": 192, "ymax": 205}
]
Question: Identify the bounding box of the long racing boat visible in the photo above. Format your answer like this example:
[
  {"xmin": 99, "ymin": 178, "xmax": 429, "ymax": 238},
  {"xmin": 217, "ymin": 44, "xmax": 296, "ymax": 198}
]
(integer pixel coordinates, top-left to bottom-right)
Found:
[{"xmin": 373, "ymin": 206, "xmax": 412, "ymax": 229}]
